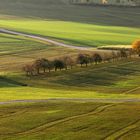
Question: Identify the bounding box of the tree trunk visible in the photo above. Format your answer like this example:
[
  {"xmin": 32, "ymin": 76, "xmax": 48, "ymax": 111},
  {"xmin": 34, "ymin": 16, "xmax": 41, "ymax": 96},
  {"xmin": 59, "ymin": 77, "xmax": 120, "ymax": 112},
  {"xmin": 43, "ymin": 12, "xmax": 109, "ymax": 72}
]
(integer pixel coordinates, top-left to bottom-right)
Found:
[
  {"xmin": 37, "ymin": 68, "xmax": 40, "ymax": 74},
  {"xmin": 43, "ymin": 68, "xmax": 46, "ymax": 73}
]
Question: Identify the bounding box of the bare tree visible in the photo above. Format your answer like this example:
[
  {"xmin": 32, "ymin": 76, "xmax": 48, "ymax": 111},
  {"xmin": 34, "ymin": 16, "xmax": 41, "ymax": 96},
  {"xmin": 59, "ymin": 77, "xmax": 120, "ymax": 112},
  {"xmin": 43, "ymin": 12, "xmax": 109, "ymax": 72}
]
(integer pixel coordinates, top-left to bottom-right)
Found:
[
  {"xmin": 23, "ymin": 64, "xmax": 35, "ymax": 76},
  {"xmin": 62, "ymin": 56, "xmax": 75, "ymax": 70},
  {"xmin": 120, "ymin": 49, "xmax": 128, "ymax": 59},
  {"xmin": 34, "ymin": 59, "xmax": 43, "ymax": 74}
]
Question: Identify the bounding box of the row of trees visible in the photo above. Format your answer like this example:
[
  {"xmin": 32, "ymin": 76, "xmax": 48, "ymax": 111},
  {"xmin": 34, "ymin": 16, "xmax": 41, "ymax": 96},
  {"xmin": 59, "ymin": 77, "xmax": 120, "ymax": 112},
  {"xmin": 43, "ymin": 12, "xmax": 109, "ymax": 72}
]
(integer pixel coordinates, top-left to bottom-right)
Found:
[{"xmin": 23, "ymin": 48, "xmax": 135, "ymax": 76}]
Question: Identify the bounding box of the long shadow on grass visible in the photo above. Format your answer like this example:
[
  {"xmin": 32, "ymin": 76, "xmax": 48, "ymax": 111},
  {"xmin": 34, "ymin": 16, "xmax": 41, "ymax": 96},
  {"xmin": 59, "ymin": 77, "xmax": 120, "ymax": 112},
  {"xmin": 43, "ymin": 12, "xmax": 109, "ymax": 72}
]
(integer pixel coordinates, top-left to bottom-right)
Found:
[
  {"xmin": 0, "ymin": 76, "xmax": 27, "ymax": 87},
  {"xmin": 49, "ymin": 67, "xmax": 138, "ymax": 87}
]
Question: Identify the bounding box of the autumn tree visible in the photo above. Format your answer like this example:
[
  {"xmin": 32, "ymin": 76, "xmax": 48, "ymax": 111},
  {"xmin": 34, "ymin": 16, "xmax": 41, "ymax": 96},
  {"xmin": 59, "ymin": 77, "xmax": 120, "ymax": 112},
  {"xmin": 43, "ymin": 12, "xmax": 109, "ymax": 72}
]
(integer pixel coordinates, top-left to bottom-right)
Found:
[
  {"xmin": 132, "ymin": 40, "xmax": 140, "ymax": 56},
  {"xmin": 34, "ymin": 59, "xmax": 43, "ymax": 74},
  {"xmin": 62, "ymin": 56, "xmax": 75, "ymax": 70},
  {"xmin": 23, "ymin": 64, "xmax": 35, "ymax": 76}
]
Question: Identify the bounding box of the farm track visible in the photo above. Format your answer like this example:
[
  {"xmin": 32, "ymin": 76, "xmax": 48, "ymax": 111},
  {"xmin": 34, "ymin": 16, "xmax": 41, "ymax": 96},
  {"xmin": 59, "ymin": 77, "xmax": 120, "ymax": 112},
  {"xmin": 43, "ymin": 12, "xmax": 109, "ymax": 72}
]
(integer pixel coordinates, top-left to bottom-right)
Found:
[
  {"xmin": 104, "ymin": 119, "xmax": 140, "ymax": 140},
  {"xmin": 1, "ymin": 97, "xmax": 140, "ymax": 106},
  {"xmin": 0, "ymin": 28, "xmax": 90, "ymax": 50},
  {"xmin": 0, "ymin": 28, "xmax": 121, "ymax": 52},
  {"xmin": 0, "ymin": 110, "xmax": 27, "ymax": 119},
  {"xmin": 6, "ymin": 104, "xmax": 113, "ymax": 136},
  {"xmin": 123, "ymin": 86, "xmax": 140, "ymax": 94}
]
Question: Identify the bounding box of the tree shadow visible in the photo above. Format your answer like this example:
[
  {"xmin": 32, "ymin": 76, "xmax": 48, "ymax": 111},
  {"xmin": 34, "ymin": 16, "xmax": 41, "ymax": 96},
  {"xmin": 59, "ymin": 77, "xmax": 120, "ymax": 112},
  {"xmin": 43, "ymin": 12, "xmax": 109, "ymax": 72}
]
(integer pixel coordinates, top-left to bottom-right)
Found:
[
  {"xmin": 49, "ymin": 66, "xmax": 138, "ymax": 87},
  {"xmin": 0, "ymin": 76, "xmax": 27, "ymax": 88}
]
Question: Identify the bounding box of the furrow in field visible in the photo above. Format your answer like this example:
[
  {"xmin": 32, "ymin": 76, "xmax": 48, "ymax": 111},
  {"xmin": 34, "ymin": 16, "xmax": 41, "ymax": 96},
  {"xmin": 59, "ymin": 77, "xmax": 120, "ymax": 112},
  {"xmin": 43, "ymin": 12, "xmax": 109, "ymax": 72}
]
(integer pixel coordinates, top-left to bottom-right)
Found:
[
  {"xmin": 12, "ymin": 104, "xmax": 114, "ymax": 136},
  {"xmin": 0, "ymin": 110, "xmax": 27, "ymax": 119},
  {"xmin": 104, "ymin": 119, "xmax": 140, "ymax": 140},
  {"xmin": 123, "ymin": 87, "xmax": 140, "ymax": 94}
]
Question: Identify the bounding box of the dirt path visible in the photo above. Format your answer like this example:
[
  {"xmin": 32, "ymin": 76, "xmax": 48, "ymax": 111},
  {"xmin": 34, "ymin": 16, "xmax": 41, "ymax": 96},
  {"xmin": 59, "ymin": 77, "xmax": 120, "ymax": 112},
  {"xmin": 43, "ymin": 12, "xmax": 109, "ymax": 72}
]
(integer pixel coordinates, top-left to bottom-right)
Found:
[
  {"xmin": 0, "ymin": 28, "xmax": 90, "ymax": 50},
  {"xmin": 0, "ymin": 28, "xmax": 119, "ymax": 53},
  {"xmin": 123, "ymin": 86, "xmax": 140, "ymax": 94},
  {"xmin": 0, "ymin": 98, "xmax": 140, "ymax": 106}
]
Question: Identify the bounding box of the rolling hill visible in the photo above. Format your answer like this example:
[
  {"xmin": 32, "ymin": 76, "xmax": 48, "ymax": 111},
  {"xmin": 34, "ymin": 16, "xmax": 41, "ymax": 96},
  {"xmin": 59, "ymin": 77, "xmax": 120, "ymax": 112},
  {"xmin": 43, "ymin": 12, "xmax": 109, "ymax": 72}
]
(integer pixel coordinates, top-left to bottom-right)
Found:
[{"xmin": 0, "ymin": 0, "xmax": 140, "ymax": 26}]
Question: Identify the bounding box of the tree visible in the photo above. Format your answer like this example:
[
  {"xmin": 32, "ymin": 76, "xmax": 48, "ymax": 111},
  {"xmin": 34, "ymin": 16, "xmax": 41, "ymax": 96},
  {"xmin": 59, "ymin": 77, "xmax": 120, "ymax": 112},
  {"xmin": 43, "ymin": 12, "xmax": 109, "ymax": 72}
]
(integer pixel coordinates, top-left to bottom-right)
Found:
[
  {"xmin": 92, "ymin": 53, "xmax": 102, "ymax": 64},
  {"xmin": 34, "ymin": 59, "xmax": 43, "ymax": 74},
  {"xmin": 40, "ymin": 58, "xmax": 49, "ymax": 73},
  {"xmin": 47, "ymin": 60, "xmax": 54, "ymax": 72},
  {"xmin": 128, "ymin": 49, "xmax": 135, "ymax": 58},
  {"xmin": 77, "ymin": 54, "xmax": 91, "ymax": 67},
  {"xmin": 62, "ymin": 56, "xmax": 75, "ymax": 70},
  {"xmin": 116, "ymin": 51, "xmax": 121, "ymax": 60},
  {"xmin": 53, "ymin": 59, "xmax": 65, "ymax": 71},
  {"xmin": 111, "ymin": 51, "xmax": 117, "ymax": 61},
  {"xmin": 120, "ymin": 49, "xmax": 128, "ymax": 58},
  {"xmin": 23, "ymin": 64, "xmax": 35, "ymax": 76},
  {"xmin": 132, "ymin": 40, "xmax": 140, "ymax": 56}
]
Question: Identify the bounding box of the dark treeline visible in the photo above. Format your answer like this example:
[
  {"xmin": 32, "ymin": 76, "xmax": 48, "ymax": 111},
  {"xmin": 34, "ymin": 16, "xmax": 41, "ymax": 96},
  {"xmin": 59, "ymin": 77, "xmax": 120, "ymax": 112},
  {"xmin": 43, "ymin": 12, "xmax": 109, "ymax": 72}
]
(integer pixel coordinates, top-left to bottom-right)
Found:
[{"xmin": 23, "ymin": 49, "xmax": 135, "ymax": 76}]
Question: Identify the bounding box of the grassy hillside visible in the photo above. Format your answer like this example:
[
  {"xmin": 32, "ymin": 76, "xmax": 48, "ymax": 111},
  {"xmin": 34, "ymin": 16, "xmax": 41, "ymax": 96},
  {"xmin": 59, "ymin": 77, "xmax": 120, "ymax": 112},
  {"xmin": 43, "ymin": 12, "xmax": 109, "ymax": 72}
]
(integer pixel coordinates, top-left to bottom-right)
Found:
[
  {"xmin": 1, "ymin": 20, "xmax": 140, "ymax": 47},
  {"xmin": 0, "ymin": 0, "xmax": 140, "ymax": 26},
  {"xmin": 0, "ymin": 0, "xmax": 140, "ymax": 47},
  {"xmin": 0, "ymin": 34, "xmax": 140, "ymax": 101},
  {"xmin": 0, "ymin": 101, "xmax": 140, "ymax": 140},
  {"xmin": 0, "ymin": 33, "xmax": 80, "ymax": 72}
]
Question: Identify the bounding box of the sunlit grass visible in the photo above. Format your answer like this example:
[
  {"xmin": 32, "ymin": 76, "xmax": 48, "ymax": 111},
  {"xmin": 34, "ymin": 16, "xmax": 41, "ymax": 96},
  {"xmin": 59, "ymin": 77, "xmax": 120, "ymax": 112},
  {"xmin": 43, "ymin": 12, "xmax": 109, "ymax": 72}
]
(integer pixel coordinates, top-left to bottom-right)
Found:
[{"xmin": 0, "ymin": 19, "xmax": 140, "ymax": 46}]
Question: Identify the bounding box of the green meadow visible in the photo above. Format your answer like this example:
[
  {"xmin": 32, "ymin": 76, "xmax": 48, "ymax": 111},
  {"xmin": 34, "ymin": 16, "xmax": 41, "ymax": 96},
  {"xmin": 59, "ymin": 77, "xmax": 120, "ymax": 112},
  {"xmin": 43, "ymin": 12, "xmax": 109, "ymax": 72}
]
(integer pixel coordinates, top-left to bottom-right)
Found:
[
  {"xmin": 0, "ymin": 0, "xmax": 140, "ymax": 26},
  {"xmin": 0, "ymin": 0, "xmax": 140, "ymax": 47},
  {"xmin": 0, "ymin": 19, "xmax": 140, "ymax": 47},
  {"xmin": 0, "ymin": 101, "xmax": 140, "ymax": 140},
  {"xmin": 0, "ymin": 33, "xmax": 140, "ymax": 101}
]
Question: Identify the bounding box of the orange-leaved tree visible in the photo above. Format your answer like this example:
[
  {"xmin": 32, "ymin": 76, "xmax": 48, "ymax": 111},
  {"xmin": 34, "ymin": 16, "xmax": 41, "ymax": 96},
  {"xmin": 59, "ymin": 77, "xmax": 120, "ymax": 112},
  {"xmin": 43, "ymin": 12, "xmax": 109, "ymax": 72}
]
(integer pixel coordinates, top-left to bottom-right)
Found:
[{"xmin": 132, "ymin": 40, "xmax": 140, "ymax": 56}]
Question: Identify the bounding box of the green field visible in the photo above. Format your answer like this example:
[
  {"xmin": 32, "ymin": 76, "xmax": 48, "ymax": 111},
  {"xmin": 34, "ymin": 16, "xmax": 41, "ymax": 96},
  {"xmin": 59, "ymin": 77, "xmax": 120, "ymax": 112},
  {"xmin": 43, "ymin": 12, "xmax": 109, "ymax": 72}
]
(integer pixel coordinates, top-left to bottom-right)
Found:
[
  {"xmin": 0, "ymin": 0, "xmax": 140, "ymax": 26},
  {"xmin": 0, "ymin": 33, "xmax": 80, "ymax": 72},
  {"xmin": 0, "ymin": 0, "xmax": 140, "ymax": 47},
  {"xmin": 0, "ymin": 34, "xmax": 140, "ymax": 101},
  {"xmin": 1, "ymin": 58, "xmax": 140, "ymax": 101},
  {"xmin": 1, "ymin": 19, "xmax": 140, "ymax": 47},
  {"xmin": 0, "ymin": 101, "xmax": 140, "ymax": 140}
]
